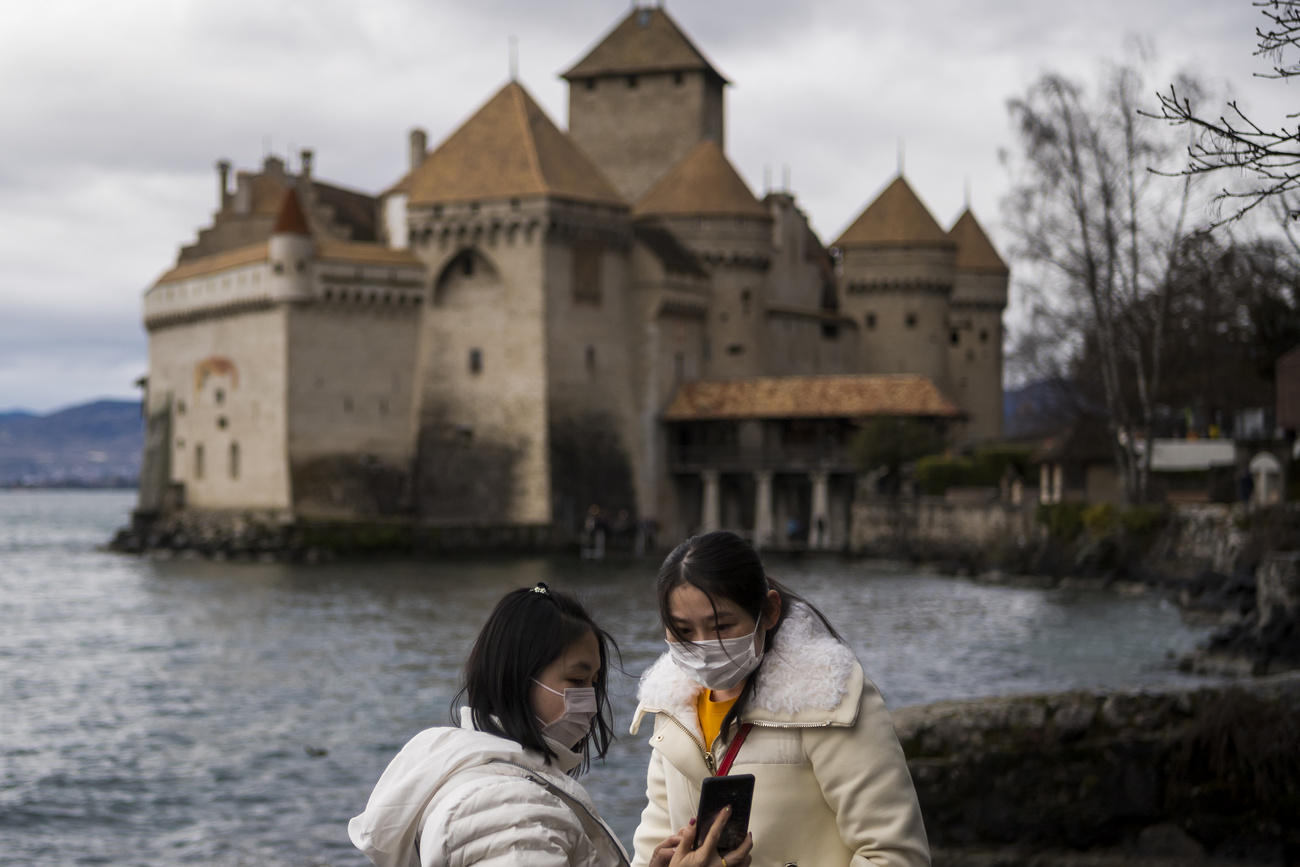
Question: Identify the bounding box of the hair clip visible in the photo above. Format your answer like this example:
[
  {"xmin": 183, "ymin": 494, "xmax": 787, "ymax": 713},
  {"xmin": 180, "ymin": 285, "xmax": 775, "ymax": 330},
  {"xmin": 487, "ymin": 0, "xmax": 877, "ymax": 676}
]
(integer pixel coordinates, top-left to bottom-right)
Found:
[{"xmin": 532, "ymin": 582, "xmax": 550, "ymax": 595}]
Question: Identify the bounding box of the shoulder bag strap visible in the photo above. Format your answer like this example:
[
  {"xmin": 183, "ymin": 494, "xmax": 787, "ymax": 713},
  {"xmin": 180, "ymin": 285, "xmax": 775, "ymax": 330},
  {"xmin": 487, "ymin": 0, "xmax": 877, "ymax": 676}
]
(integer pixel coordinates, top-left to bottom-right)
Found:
[{"xmin": 716, "ymin": 723, "xmax": 752, "ymax": 776}]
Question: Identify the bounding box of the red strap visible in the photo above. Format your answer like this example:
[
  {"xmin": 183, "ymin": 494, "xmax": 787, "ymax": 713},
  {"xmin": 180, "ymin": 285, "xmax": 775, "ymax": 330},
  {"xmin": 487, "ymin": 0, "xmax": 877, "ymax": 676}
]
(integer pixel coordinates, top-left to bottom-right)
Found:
[{"xmin": 716, "ymin": 723, "xmax": 752, "ymax": 776}]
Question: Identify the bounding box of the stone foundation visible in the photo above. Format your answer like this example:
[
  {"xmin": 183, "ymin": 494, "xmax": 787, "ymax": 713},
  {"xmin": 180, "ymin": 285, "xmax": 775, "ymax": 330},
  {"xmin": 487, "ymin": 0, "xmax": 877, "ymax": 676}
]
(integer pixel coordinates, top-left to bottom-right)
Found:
[{"xmin": 108, "ymin": 509, "xmax": 558, "ymax": 559}]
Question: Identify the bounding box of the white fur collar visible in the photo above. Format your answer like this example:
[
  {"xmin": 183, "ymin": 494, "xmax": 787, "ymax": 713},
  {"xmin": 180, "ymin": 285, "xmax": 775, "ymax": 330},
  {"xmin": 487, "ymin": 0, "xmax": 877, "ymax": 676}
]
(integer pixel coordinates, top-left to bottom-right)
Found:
[{"xmin": 633, "ymin": 602, "xmax": 860, "ymax": 730}]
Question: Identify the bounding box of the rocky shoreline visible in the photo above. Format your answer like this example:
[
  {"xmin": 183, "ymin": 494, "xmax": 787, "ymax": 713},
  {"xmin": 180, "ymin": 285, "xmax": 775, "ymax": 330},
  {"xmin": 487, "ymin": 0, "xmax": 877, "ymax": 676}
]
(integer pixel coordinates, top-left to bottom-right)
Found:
[{"xmin": 897, "ymin": 671, "xmax": 1300, "ymax": 866}]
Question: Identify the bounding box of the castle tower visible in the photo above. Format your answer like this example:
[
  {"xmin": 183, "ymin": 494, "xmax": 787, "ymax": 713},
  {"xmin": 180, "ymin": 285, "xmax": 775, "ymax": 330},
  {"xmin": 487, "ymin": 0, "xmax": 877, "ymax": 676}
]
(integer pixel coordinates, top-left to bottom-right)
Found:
[
  {"xmin": 563, "ymin": 6, "xmax": 727, "ymax": 202},
  {"xmin": 947, "ymin": 209, "xmax": 1009, "ymax": 440},
  {"xmin": 834, "ymin": 175, "xmax": 956, "ymax": 391},
  {"xmin": 267, "ymin": 188, "xmax": 315, "ymax": 301},
  {"xmin": 393, "ymin": 81, "xmax": 635, "ymax": 529},
  {"xmin": 634, "ymin": 139, "xmax": 771, "ymax": 379}
]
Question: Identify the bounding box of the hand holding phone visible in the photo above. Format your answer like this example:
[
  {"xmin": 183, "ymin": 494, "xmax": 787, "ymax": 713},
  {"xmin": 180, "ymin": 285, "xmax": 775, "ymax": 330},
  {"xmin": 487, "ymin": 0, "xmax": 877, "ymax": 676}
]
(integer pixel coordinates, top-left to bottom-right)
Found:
[{"xmin": 692, "ymin": 774, "xmax": 754, "ymax": 852}]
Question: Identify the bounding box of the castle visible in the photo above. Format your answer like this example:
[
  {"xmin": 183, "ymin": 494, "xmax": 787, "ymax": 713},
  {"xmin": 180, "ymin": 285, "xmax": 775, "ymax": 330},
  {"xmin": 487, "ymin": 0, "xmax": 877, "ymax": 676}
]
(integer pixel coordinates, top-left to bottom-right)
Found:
[{"xmin": 136, "ymin": 6, "xmax": 1008, "ymax": 549}]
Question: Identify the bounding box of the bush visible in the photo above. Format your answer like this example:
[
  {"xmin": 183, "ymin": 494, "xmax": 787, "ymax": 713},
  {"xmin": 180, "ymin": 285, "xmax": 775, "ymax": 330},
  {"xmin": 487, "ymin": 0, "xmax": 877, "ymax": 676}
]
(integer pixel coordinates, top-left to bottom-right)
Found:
[
  {"xmin": 1120, "ymin": 504, "xmax": 1167, "ymax": 537},
  {"xmin": 914, "ymin": 446, "xmax": 1035, "ymax": 495},
  {"xmin": 1082, "ymin": 502, "xmax": 1119, "ymax": 537},
  {"xmin": 1036, "ymin": 502, "xmax": 1088, "ymax": 541}
]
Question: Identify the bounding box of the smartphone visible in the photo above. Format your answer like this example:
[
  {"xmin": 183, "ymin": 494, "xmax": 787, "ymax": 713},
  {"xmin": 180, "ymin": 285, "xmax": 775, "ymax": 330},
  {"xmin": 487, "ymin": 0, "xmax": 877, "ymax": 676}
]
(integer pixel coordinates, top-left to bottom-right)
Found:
[{"xmin": 692, "ymin": 774, "xmax": 754, "ymax": 852}]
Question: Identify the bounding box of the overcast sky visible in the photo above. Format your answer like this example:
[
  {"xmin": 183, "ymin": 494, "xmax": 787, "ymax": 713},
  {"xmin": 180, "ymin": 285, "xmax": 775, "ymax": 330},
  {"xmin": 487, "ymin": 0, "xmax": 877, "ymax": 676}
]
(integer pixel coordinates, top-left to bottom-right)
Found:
[{"xmin": 0, "ymin": 0, "xmax": 1290, "ymax": 412}]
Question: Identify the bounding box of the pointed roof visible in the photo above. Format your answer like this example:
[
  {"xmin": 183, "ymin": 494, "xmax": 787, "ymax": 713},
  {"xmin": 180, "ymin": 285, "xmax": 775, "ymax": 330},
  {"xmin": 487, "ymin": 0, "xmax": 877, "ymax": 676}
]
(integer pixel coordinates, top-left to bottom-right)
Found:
[
  {"xmin": 562, "ymin": 7, "xmax": 727, "ymax": 82},
  {"xmin": 948, "ymin": 209, "xmax": 1009, "ymax": 274},
  {"xmin": 834, "ymin": 175, "xmax": 954, "ymax": 249},
  {"xmin": 404, "ymin": 82, "xmax": 624, "ymax": 208},
  {"xmin": 634, "ymin": 140, "xmax": 767, "ymax": 219},
  {"xmin": 272, "ymin": 189, "xmax": 312, "ymax": 236}
]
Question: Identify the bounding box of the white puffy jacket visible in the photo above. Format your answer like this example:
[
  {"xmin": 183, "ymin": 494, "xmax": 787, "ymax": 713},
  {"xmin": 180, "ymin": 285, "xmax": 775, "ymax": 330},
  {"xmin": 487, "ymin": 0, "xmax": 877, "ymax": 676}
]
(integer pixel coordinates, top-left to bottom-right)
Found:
[
  {"xmin": 349, "ymin": 708, "xmax": 630, "ymax": 867},
  {"xmin": 630, "ymin": 603, "xmax": 930, "ymax": 867}
]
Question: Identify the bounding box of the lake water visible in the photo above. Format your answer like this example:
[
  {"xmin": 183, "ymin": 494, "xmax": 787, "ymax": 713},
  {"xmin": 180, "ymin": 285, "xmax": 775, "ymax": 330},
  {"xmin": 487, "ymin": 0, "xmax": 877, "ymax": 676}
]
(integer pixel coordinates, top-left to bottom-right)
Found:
[{"xmin": 1, "ymin": 490, "xmax": 1221, "ymax": 865}]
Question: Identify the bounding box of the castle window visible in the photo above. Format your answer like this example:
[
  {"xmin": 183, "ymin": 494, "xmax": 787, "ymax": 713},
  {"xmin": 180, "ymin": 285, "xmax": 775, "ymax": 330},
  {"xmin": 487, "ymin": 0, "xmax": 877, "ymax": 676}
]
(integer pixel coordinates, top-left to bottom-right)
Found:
[
  {"xmin": 273, "ymin": 262, "xmax": 284, "ymax": 274},
  {"xmin": 627, "ymin": 74, "xmax": 638, "ymax": 89},
  {"xmin": 905, "ymin": 312, "xmax": 918, "ymax": 328},
  {"xmin": 979, "ymin": 328, "xmax": 990, "ymax": 343},
  {"xmin": 573, "ymin": 244, "xmax": 602, "ymax": 305},
  {"xmin": 585, "ymin": 345, "xmax": 597, "ymax": 372},
  {"xmin": 229, "ymin": 442, "xmax": 240, "ymax": 479},
  {"xmin": 177, "ymin": 399, "xmax": 187, "ymax": 415},
  {"xmin": 469, "ymin": 348, "xmax": 483, "ymax": 374},
  {"xmin": 741, "ymin": 289, "xmax": 752, "ymax": 315},
  {"xmin": 214, "ymin": 388, "xmax": 225, "ymax": 405},
  {"xmin": 674, "ymin": 71, "xmax": 684, "ymax": 86},
  {"xmin": 217, "ymin": 416, "xmax": 228, "ymax": 430},
  {"xmin": 821, "ymin": 322, "xmax": 839, "ymax": 339},
  {"xmin": 950, "ymin": 329, "xmax": 960, "ymax": 345},
  {"xmin": 470, "ymin": 202, "xmax": 480, "ymax": 213},
  {"xmin": 510, "ymin": 198, "xmax": 520, "ymax": 210},
  {"xmin": 194, "ymin": 443, "xmax": 205, "ymax": 480},
  {"xmin": 727, "ymin": 343, "xmax": 746, "ymax": 356},
  {"xmin": 462, "ymin": 253, "xmax": 474, "ymax": 276},
  {"xmin": 865, "ymin": 313, "xmax": 876, "ymax": 329},
  {"xmin": 176, "ymin": 438, "xmax": 185, "ymax": 449}
]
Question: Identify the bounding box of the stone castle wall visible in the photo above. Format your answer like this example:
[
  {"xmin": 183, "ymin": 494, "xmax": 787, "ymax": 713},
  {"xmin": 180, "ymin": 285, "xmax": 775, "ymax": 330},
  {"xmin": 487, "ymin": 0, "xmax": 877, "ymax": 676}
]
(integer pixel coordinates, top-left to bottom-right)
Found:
[{"xmin": 146, "ymin": 307, "xmax": 292, "ymax": 511}]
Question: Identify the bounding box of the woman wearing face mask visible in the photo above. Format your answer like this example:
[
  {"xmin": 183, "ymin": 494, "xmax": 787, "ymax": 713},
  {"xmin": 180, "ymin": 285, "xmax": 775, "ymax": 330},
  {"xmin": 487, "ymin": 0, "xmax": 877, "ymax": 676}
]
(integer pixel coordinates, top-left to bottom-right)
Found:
[
  {"xmin": 350, "ymin": 582, "xmax": 752, "ymax": 867},
  {"xmin": 631, "ymin": 532, "xmax": 930, "ymax": 867}
]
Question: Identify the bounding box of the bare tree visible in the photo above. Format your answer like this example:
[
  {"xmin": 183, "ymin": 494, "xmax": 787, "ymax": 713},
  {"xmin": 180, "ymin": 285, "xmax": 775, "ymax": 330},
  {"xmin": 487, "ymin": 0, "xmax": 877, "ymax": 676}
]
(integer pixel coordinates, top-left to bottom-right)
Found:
[
  {"xmin": 1149, "ymin": 1, "xmax": 1300, "ymax": 225},
  {"xmin": 1003, "ymin": 62, "xmax": 1201, "ymax": 503}
]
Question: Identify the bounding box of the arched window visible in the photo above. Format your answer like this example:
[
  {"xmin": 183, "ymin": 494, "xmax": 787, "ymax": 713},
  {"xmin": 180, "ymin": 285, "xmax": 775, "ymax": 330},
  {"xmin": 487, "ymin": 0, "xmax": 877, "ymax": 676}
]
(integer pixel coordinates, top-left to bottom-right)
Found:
[{"xmin": 229, "ymin": 442, "xmax": 240, "ymax": 479}]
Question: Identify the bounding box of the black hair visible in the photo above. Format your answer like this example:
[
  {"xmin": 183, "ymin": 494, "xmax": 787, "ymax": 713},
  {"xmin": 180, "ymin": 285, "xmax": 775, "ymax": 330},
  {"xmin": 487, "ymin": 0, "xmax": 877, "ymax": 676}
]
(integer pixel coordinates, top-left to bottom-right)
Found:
[
  {"xmin": 656, "ymin": 530, "xmax": 840, "ymax": 737},
  {"xmin": 453, "ymin": 583, "xmax": 618, "ymax": 775}
]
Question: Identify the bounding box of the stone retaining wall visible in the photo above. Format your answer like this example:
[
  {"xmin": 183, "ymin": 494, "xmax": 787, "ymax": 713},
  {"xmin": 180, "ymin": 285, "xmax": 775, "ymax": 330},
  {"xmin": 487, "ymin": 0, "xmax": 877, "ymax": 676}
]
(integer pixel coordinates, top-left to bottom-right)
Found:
[{"xmin": 895, "ymin": 672, "xmax": 1300, "ymax": 865}]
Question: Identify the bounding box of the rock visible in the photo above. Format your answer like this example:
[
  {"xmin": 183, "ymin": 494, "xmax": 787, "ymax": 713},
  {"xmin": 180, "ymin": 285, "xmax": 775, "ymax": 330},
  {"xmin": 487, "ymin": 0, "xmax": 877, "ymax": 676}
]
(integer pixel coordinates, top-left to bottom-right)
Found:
[{"xmin": 1135, "ymin": 823, "xmax": 1205, "ymax": 860}]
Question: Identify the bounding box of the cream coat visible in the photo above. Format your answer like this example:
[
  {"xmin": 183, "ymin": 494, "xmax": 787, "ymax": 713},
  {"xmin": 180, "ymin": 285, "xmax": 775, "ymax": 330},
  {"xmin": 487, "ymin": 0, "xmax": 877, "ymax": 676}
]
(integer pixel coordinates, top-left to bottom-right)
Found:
[
  {"xmin": 630, "ymin": 604, "xmax": 929, "ymax": 867},
  {"xmin": 349, "ymin": 708, "xmax": 630, "ymax": 867}
]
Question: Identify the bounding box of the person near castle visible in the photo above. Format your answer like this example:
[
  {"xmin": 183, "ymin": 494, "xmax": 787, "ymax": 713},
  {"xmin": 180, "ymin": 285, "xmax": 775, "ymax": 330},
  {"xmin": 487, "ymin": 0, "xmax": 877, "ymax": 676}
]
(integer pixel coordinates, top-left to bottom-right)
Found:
[
  {"xmin": 349, "ymin": 583, "xmax": 752, "ymax": 867},
  {"xmin": 630, "ymin": 531, "xmax": 930, "ymax": 866}
]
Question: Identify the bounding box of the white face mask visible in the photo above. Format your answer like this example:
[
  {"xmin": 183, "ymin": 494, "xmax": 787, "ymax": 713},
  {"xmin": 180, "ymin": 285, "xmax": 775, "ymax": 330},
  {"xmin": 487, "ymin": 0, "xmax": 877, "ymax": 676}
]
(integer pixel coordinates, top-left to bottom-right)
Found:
[
  {"xmin": 532, "ymin": 679, "xmax": 598, "ymax": 748},
  {"xmin": 667, "ymin": 623, "xmax": 764, "ymax": 691}
]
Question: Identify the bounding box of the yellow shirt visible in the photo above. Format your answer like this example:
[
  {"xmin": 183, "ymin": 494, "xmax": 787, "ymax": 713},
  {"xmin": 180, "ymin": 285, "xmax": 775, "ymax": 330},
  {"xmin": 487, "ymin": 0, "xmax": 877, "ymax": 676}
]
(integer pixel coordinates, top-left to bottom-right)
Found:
[{"xmin": 696, "ymin": 690, "xmax": 739, "ymax": 750}]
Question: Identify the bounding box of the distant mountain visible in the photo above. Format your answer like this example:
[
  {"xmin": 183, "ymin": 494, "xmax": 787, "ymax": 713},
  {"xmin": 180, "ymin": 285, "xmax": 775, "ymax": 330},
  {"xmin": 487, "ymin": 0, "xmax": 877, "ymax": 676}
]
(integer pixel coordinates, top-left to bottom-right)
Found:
[
  {"xmin": 1003, "ymin": 379, "xmax": 1080, "ymax": 439},
  {"xmin": 0, "ymin": 399, "xmax": 142, "ymax": 487}
]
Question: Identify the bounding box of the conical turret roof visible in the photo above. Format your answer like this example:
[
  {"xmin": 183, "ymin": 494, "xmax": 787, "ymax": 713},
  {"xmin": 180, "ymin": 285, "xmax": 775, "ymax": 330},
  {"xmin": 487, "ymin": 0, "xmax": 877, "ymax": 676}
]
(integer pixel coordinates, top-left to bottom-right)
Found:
[
  {"xmin": 403, "ymin": 82, "xmax": 625, "ymax": 208},
  {"xmin": 948, "ymin": 209, "xmax": 1009, "ymax": 274},
  {"xmin": 833, "ymin": 175, "xmax": 953, "ymax": 248},
  {"xmin": 562, "ymin": 6, "xmax": 727, "ymax": 82},
  {"xmin": 272, "ymin": 188, "xmax": 312, "ymax": 236},
  {"xmin": 634, "ymin": 139, "xmax": 766, "ymax": 219}
]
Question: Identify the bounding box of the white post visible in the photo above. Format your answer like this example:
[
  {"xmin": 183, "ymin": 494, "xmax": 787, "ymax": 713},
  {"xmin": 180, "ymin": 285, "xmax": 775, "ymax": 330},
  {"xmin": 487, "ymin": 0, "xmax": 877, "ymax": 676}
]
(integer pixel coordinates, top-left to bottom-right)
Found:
[
  {"xmin": 701, "ymin": 469, "xmax": 720, "ymax": 533},
  {"xmin": 754, "ymin": 470, "xmax": 774, "ymax": 549}
]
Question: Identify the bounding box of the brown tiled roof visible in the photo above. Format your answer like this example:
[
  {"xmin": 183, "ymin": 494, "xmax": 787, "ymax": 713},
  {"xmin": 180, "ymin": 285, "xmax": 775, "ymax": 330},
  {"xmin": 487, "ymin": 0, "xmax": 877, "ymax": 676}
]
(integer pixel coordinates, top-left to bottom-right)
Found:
[
  {"xmin": 313, "ymin": 181, "xmax": 379, "ymax": 242},
  {"xmin": 154, "ymin": 242, "xmax": 269, "ymax": 285},
  {"xmin": 272, "ymin": 189, "xmax": 311, "ymax": 236},
  {"xmin": 834, "ymin": 175, "xmax": 954, "ymax": 249},
  {"xmin": 316, "ymin": 241, "xmax": 423, "ymax": 267},
  {"xmin": 634, "ymin": 140, "xmax": 767, "ymax": 219},
  {"xmin": 405, "ymin": 82, "xmax": 625, "ymax": 207},
  {"xmin": 663, "ymin": 374, "xmax": 962, "ymax": 420},
  {"xmin": 634, "ymin": 222, "xmax": 708, "ymax": 278},
  {"xmin": 948, "ymin": 209, "xmax": 1009, "ymax": 274},
  {"xmin": 562, "ymin": 7, "xmax": 726, "ymax": 82}
]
